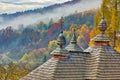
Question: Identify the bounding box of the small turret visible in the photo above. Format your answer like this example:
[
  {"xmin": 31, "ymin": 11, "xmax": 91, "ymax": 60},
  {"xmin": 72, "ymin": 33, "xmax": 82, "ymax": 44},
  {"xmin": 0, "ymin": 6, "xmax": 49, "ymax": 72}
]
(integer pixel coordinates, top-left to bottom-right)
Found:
[
  {"xmin": 66, "ymin": 28, "xmax": 83, "ymax": 52},
  {"xmin": 51, "ymin": 17, "xmax": 68, "ymax": 57},
  {"xmin": 57, "ymin": 31, "xmax": 66, "ymax": 48},
  {"xmin": 70, "ymin": 29, "xmax": 77, "ymax": 44},
  {"xmin": 98, "ymin": 16, "xmax": 107, "ymax": 33},
  {"xmin": 93, "ymin": 16, "xmax": 111, "ymax": 46}
]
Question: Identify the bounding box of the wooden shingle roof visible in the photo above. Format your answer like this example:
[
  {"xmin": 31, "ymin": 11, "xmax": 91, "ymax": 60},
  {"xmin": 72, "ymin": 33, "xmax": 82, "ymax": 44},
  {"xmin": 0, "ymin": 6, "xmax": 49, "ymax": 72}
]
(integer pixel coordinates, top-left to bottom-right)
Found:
[
  {"xmin": 85, "ymin": 46, "xmax": 120, "ymax": 79},
  {"xmin": 92, "ymin": 33, "xmax": 111, "ymax": 42},
  {"xmin": 84, "ymin": 16, "xmax": 120, "ymax": 79},
  {"xmin": 21, "ymin": 26, "xmax": 89, "ymax": 80},
  {"xmin": 65, "ymin": 31, "xmax": 83, "ymax": 52},
  {"xmin": 21, "ymin": 16, "xmax": 120, "ymax": 80},
  {"xmin": 92, "ymin": 16, "xmax": 111, "ymax": 42},
  {"xmin": 21, "ymin": 52, "xmax": 89, "ymax": 80}
]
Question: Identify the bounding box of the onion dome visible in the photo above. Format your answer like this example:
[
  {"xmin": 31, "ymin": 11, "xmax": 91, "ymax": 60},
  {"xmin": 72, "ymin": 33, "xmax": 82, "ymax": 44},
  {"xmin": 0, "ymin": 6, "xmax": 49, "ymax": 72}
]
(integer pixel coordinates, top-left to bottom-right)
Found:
[
  {"xmin": 57, "ymin": 31, "xmax": 66, "ymax": 48},
  {"xmin": 66, "ymin": 29, "xmax": 83, "ymax": 52},
  {"xmin": 98, "ymin": 16, "xmax": 107, "ymax": 33},
  {"xmin": 51, "ymin": 31, "xmax": 68, "ymax": 55},
  {"xmin": 51, "ymin": 17, "xmax": 68, "ymax": 55},
  {"xmin": 71, "ymin": 32, "xmax": 77, "ymax": 44},
  {"xmin": 93, "ymin": 16, "xmax": 111, "ymax": 42}
]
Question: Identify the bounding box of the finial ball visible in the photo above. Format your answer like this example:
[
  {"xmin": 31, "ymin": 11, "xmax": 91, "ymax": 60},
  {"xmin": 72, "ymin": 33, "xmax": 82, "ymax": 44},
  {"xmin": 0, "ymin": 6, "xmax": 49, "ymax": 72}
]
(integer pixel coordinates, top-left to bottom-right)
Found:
[{"xmin": 98, "ymin": 16, "xmax": 107, "ymax": 32}]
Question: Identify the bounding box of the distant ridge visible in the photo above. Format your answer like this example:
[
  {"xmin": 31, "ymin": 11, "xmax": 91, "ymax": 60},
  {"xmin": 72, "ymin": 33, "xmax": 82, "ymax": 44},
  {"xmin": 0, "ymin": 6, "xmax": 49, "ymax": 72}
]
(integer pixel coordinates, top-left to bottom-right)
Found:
[
  {"xmin": 0, "ymin": 0, "xmax": 81, "ymax": 19},
  {"xmin": 0, "ymin": 0, "xmax": 101, "ymax": 29}
]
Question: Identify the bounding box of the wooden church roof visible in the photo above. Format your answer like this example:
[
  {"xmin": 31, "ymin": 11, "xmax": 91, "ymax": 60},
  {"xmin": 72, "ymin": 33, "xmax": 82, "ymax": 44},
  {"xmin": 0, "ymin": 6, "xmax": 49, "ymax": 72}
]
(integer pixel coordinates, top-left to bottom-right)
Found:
[
  {"xmin": 21, "ymin": 52, "xmax": 89, "ymax": 80},
  {"xmin": 21, "ymin": 17, "xmax": 120, "ymax": 80},
  {"xmin": 84, "ymin": 16, "xmax": 120, "ymax": 79},
  {"xmin": 21, "ymin": 25, "xmax": 89, "ymax": 80}
]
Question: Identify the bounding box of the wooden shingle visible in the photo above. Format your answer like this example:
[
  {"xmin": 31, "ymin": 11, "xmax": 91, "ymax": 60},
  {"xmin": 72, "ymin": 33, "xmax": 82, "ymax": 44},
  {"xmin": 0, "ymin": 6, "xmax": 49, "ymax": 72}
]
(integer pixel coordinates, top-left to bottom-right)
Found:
[{"xmin": 21, "ymin": 16, "xmax": 120, "ymax": 80}]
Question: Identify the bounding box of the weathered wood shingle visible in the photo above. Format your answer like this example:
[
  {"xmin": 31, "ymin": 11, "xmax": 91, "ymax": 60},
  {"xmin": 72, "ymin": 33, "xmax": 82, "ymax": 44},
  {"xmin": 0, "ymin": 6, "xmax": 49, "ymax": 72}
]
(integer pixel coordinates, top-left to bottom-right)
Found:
[
  {"xmin": 85, "ymin": 46, "xmax": 120, "ymax": 79},
  {"xmin": 21, "ymin": 52, "xmax": 89, "ymax": 80},
  {"xmin": 21, "ymin": 16, "xmax": 120, "ymax": 80},
  {"xmin": 84, "ymin": 16, "xmax": 120, "ymax": 79}
]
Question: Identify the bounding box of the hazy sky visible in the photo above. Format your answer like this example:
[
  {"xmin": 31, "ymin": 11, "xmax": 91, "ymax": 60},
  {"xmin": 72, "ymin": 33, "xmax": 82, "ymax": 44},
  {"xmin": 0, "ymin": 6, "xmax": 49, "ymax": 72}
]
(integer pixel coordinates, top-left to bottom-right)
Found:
[{"xmin": 0, "ymin": 0, "xmax": 72, "ymax": 14}]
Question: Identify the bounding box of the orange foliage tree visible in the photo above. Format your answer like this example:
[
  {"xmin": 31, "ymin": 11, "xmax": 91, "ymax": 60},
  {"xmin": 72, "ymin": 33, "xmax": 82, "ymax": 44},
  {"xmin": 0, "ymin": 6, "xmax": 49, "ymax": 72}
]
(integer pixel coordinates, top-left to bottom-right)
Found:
[
  {"xmin": 89, "ymin": 29, "xmax": 96, "ymax": 46},
  {"xmin": 0, "ymin": 63, "xmax": 29, "ymax": 80}
]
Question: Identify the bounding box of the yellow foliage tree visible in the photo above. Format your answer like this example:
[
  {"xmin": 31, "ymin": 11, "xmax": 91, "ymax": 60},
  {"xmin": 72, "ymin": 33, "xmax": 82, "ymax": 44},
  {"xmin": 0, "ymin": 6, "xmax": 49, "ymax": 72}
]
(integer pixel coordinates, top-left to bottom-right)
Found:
[
  {"xmin": 48, "ymin": 40, "xmax": 57, "ymax": 50},
  {"xmin": 77, "ymin": 24, "xmax": 88, "ymax": 36},
  {"xmin": 70, "ymin": 24, "xmax": 77, "ymax": 32},
  {"xmin": 63, "ymin": 30, "xmax": 71, "ymax": 41},
  {"xmin": 0, "ymin": 63, "xmax": 29, "ymax": 80},
  {"xmin": 94, "ymin": 9, "xmax": 101, "ymax": 34},
  {"xmin": 89, "ymin": 29, "xmax": 96, "ymax": 46},
  {"xmin": 111, "ymin": 8, "xmax": 118, "ymax": 32}
]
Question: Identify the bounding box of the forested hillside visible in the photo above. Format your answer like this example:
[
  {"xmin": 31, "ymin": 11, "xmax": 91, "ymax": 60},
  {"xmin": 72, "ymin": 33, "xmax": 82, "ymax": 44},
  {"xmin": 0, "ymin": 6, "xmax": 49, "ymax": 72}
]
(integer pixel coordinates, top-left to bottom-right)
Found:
[
  {"xmin": 0, "ymin": 10, "xmax": 96, "ymax": 80},
  {"xmin": 0, "ymin": 10, "xmax": 95, "ymax": 60}
]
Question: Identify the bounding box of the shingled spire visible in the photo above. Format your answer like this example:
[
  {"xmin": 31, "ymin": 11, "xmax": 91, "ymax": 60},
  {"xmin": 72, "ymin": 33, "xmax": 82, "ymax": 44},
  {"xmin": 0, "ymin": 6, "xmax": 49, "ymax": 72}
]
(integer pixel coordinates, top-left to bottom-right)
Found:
[
  {"xmin": 70, "ymin": 29, "xmax": 77, "ymax": 44},
  {"xmin": 51, "ymin": 17, "xmax": 68, "ymax": 56},
  {"xmin": 85, "ymin": 16, "xmax": 113, "ymax": 52},
  {"xmin": 93, "ymin": 16, "xmax": 111, "ymax": 46},
  {"xmin": 98, "ymin": 16, "xmax": 107, "ymax": 33},
  {"xmin": 57, "ymin": 16, "xmax": 65, "ymax": 48},
  {"xmin": 84, "ymin": 16, "xmax": 120, "ymax": 79},
  {"xmin": 66, "ymin": 28, "xmax": 83, "ymax": 52},
  {"xmin": 60, "ymin": 16, "xmax": 64, "ymax": 33}
]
